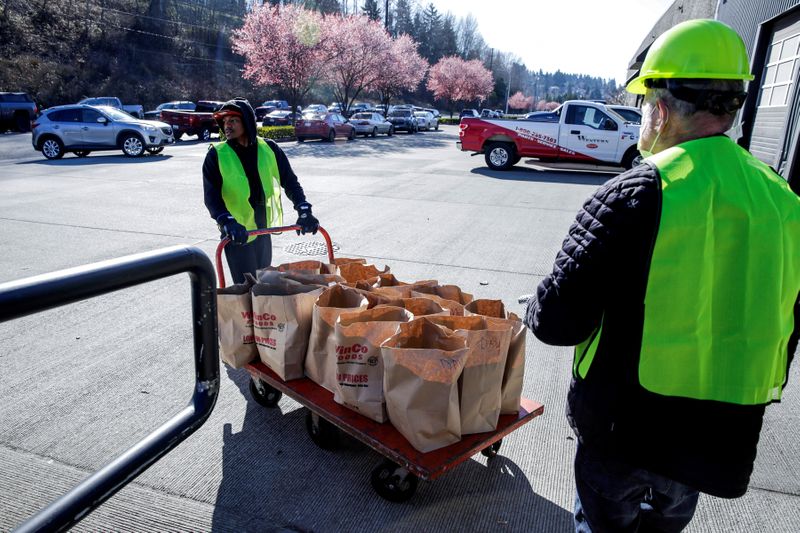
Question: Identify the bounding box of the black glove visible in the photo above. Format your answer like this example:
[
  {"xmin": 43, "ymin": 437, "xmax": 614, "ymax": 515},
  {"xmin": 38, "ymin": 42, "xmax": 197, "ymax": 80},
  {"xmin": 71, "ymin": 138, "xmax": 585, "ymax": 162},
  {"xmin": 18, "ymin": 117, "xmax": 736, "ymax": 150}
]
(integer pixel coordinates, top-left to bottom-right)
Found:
[
  {"xmin": 295, "ymin": 202, "xmax": 319, "ymax": 235},
  {"xmin": 217, "ymin": 213, "xmax": 249, "ymax": 244}
]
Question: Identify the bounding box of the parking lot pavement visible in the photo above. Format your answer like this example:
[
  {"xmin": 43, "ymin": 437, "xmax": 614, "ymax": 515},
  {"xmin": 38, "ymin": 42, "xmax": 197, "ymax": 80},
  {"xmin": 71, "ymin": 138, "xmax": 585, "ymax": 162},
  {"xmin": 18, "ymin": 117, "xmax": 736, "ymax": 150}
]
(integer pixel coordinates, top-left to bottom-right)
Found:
[{"xmin": 0, "ymin": 128, "xmax": 798, "ymax": 532}]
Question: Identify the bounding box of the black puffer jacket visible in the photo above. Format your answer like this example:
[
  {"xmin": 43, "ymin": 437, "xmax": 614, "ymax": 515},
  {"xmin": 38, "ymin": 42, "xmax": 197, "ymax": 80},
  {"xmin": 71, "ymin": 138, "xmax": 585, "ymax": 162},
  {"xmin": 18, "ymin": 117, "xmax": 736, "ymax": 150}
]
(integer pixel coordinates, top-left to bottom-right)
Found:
[{"xmin": 526, "ymin": 162, "xmax": 799, "ymax": 498}]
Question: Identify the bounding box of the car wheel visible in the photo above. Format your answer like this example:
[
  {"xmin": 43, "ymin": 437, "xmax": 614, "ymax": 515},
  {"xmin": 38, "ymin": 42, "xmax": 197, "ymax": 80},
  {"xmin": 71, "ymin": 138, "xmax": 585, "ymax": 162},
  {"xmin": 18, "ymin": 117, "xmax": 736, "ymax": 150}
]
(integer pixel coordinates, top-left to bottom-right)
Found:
[
  {"xmin": 387, "ymin": 126, "xmax": 394, "ymax": 137},
  {"xmin": 622, "ymin": 147, "xmax": 643, "ymax": 170},
  {"xmin": 297, "ymin": 136, "xmax": 305, "ymax": 143},
  {"xmin": 199, "ymin": 128, "xmax": 211, "ymax": 141},
  {"xmin": 327, "ymin": 129, "xmax": 335, "ymax": 142},
  {"xmin": 74, "ymin": 150, "xmax": 91, "ymax": 158},
  {"xmin": 146, "ymin": 146, "xmax": 164, "ymax": 155},
  {"xmin": 174, "ymin": 132, "xmax": 183, "ymax": 141},
  {"xmin": 348, "ymin": 128, "xmax": 356, "ymax": 141},
  {"xmin": 484, "ymin": 142, "xmax": 515, "ymax": 171},
  {"xmin": 371, "ymin": 127, "xmax": 377, "ymax": 138},
  {"xmin": 435, "ymin": 123, "xmax": 439, "ymax": 131},
  {"xmin": 121, "ymin": 134, "xmax": 145, "ymax": 157},
  {"xmin": 41, "ymin": 137, "xmax": 64, "ymax": 160}
]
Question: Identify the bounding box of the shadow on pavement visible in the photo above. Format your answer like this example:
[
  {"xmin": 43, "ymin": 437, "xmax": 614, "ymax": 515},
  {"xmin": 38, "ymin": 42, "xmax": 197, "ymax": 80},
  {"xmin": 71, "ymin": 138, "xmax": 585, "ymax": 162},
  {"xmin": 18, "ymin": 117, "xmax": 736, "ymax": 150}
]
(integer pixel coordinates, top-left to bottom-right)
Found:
[
  {"xmin": 17, "ymin": 153, "xmax": 173, "ymax": 165},
  {"xmin": 212, "ymin": 365, "xmax": 573, "ymax": 532},
  {"xmin": 470, "ymin": 165, "xmax": 612, "ymax": 187}
]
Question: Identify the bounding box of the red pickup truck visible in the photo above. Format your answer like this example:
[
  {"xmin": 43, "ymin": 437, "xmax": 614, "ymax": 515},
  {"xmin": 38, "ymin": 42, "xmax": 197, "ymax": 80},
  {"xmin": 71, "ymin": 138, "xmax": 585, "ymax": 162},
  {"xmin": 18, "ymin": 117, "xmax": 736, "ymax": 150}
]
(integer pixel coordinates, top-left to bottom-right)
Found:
[
  {"xmin": 458, "ymin": 100, "xmax": 642, "ymax": 171},
  {"xmin": 159, "ymin": 101, "xmax": 223, "ymax": 141}
]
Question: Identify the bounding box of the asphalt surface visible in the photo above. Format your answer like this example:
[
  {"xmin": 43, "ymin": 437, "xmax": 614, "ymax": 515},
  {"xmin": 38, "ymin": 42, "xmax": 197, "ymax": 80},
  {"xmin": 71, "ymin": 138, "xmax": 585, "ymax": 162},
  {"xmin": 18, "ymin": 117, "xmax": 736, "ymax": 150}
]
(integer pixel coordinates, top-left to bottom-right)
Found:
[{"xmin": 0, "ymin": 128, "xmax": 798, "ymax": 532}]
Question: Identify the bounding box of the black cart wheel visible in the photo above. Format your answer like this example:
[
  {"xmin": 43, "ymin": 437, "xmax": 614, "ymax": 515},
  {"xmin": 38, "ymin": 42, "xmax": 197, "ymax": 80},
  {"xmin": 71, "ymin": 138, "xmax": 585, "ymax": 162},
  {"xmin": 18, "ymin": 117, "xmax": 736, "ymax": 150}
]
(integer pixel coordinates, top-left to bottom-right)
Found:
[
  {"xmin": 371, "ymin": 460, "xmax": 418, "ymax": 502},
  {"xmin": 481, "ymin": 439, "xmax": 502, "ymax": 458},
  {"xmin": 249, "ymin": 377, "xmax": 282, "ymax": 408},
  {"xmin": 305, "ymin": 410, "xmax": 340, "ymax": 450}
]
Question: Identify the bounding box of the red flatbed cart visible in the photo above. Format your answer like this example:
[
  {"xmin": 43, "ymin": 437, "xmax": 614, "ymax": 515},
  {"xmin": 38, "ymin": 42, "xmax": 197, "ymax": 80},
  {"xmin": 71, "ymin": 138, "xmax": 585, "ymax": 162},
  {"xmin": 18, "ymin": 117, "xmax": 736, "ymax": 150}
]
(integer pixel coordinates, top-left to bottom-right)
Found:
[{"xmin": 216, "ymin": 227, "xmax": 545, "ymax": 502}]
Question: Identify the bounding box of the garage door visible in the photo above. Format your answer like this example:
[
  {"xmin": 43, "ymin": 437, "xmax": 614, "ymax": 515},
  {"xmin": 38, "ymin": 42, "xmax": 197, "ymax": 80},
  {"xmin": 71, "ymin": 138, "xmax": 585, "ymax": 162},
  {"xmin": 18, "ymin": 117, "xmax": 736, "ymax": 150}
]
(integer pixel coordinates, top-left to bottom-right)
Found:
[{"xmin": 750, "ymin": 10, "xmax": 800, "ymax": 170}]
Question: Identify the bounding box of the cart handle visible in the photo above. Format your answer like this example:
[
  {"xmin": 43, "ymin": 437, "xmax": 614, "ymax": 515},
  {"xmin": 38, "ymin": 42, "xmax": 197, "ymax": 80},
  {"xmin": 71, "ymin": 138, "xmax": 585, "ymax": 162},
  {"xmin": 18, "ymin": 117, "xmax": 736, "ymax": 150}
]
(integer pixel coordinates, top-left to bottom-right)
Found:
[{"xmin": 214, "ymin": 225, "xmax": 334, "ymax": 288}]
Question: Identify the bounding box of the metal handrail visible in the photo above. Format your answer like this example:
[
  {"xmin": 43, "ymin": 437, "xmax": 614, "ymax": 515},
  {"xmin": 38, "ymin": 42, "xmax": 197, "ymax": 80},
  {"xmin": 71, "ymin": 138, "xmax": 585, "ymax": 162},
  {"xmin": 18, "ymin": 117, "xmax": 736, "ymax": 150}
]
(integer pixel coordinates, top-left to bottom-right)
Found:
[{"xmin": 0, "ymin": 245, "xmax": 219, "ymax": 533}]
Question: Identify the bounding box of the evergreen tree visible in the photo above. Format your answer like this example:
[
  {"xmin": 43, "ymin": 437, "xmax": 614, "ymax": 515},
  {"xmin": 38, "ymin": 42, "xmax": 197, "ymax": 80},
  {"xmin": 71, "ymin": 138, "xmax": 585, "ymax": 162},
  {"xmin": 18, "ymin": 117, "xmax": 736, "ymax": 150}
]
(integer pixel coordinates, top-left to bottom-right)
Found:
[
  {"xmin": 362, "ymin": 0, "xmax": 381, "ymax": 21},
  {"xmin": 392, "ymin": 0, "xmax": 414, "ymax": 37},
  {"xmin": 439, "ymin": 13, "xmax": 458, "ymax": 59}
]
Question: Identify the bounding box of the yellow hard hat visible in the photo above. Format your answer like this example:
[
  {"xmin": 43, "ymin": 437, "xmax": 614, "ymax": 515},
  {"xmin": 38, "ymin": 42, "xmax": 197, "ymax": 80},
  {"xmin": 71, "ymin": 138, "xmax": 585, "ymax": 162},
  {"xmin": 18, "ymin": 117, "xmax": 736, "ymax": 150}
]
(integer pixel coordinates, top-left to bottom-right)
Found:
[{"xmin": 627, "ymin": 19, "xmax": 754, "ymax": 95}]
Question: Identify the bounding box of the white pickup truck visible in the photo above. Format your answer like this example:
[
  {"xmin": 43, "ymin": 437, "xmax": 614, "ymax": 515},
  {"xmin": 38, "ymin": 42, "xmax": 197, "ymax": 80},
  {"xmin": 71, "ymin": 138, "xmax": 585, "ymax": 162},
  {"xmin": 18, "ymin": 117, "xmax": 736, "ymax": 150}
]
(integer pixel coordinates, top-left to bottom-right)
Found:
[
  {"xmin": 77, "ymin": 96, "xmax": 144, "ymax": 119},
  {"xmin": 457, "ymin": 100, "xmax": 642, "ymax": 171}
]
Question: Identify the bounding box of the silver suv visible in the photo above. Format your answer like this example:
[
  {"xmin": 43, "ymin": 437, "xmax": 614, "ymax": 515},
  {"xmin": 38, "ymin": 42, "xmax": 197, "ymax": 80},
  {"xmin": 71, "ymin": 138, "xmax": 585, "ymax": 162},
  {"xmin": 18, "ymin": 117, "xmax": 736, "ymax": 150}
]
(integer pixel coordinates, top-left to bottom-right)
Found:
[{"xmin": 31, "ymin": 104, "xmax": 174, "ymax": 160}]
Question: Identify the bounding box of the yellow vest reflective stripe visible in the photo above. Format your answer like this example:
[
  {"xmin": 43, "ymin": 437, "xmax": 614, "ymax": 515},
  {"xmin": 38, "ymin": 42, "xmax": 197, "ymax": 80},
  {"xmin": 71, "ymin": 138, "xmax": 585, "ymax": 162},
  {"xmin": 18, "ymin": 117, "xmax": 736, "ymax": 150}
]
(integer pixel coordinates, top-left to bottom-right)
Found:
[
  {"xmin": 214, "ymin": 138, "xmax": 283, "ymax": 243},
  {"xmin": 640, "ymin": 136, "xmax": 800, "ymax": 405}
]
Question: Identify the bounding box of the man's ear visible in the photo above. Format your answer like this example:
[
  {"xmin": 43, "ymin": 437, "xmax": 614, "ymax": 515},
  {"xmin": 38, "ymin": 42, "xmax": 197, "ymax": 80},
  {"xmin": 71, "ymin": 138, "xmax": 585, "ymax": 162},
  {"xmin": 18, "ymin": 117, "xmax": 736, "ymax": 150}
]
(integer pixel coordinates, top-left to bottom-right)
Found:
[{"xmin": 655, "ymin": 99, "xmax": 670, "ymax": 129}]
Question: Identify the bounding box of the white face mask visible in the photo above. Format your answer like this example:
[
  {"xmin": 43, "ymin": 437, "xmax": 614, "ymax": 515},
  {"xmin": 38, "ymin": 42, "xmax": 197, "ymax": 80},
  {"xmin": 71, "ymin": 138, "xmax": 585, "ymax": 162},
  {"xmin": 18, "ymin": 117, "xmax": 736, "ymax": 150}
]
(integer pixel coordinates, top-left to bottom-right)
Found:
[{"xmin": 637, "ymin": 103, "xmax": 668, "ymax": 158}]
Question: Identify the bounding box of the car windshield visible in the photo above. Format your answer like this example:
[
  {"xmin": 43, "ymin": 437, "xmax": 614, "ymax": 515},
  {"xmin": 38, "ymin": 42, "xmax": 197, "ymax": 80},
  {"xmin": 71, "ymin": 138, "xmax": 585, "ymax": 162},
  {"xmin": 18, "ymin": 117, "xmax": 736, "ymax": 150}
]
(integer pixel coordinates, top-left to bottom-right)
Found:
[
  {"xmin": 268, "ymin": 110, "xmax": 291, "ymax": 117},
  {"xmin": 302, "ymin": 112, "xmax": 324, "ymax": 120},
  {"xmin": 610, "ymin": 108, "xmax": 642, "ymax": 123},
  {"xmin": 98, "ymin": 106, "xmax": 134, "ymax": 120},
  {"xmin": 389, "ymin": 110, "xmax": 411, "ymax": 117},
  {"xmin": 352, "ymin": 113, "xmax": 371, "ymax": 119},
  {"xmin": 414, "ymin": 112, "xmax": 427, "ymax": 117}
]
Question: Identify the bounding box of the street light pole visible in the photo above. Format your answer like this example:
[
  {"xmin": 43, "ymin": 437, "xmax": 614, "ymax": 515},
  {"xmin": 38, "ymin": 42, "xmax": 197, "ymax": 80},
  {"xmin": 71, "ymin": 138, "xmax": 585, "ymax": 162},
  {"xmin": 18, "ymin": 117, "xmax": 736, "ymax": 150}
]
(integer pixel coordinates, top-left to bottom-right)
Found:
[{"xmin": 504, "ymin": 67, "xmax": 512, "ymax": 115}]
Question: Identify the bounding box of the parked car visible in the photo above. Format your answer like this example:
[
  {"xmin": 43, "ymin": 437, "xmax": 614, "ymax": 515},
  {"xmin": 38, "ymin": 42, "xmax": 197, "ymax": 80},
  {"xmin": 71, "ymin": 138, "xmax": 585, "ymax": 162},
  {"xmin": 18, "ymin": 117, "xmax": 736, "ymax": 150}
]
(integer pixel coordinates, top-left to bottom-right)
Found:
[
  {"xmin": 480, "ymin": 109, "xmax": 501, "ymax": 118},
  {"xmin": 607, "ymin": 105, "xmax": 643, "ymax": 124},
  {"xmin": 0, "ymin": 92, "xmax": 38, "ymax": 132},
  {"xmin": 302, "ymin": 104, "xmax": 328, "ymax": 114},
  {"xmin": 349, "ymin": 112, "xmax": 393, "ymax": 137},
  {"xmin": 160, "ymin": 107, "xmax": 218, "ymax": 140},
  {"xmin": 459, "ymin": 109, "xmax": 479, "ymax": 118},
  {"xmin": 31, "ymin": 104, "xmax": 174, "ymax": 159},
  {"xmin": 425, "ymin": 108, "xmax": 441, "ymax": 118},
  {"xmin": 195, "ymin": 100, "xmax": 225, "ymax": 113},
  {"xmin": 295, "ymin": 111, "xmax": 355, "ymax": 142},
  {"xmin": 263, "ymin": 100, "xmax": 290, "ymax": 110},
  {"xmin": 386, "ymin": 109, "xmax": 418, "ymax": 133},
  {"xmin": 348, "ymin": 102, "xmax": 371, "ymax": 115},
  {"xmin": 413, "ymin": 111, "xmax": 438, "ymax": 131},
  {"xmin": 262, "ymin": 110, "xmax": 300, "ymax": 126},
  {"xmin": 77, "ymin": 97, "xmax": 144, "ymax": 119},
  {"xmin": 144, "ymin": 101, "xmax": 195, "ymax": 120}
]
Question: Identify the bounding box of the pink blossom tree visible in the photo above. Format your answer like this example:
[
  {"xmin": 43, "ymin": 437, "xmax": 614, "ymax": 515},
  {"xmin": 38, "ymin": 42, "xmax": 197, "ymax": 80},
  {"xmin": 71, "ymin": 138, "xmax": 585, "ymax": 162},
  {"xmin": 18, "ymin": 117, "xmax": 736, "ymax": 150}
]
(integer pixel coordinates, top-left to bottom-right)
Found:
[
  {"xmin": 372, "ymin": 34, "xmax": 428, "ymax": 113},
  {"xmin": 427, "ymin": 56, "xmax": 493, "ymax": 117},
  {"xmin": 232, "ymin": 5, "xmax": 324, "ymax": 117},
  {"xmin": 508, "ymin": 91, "xmax": 533, "ymax": 111},
  {"xmin": 318, "ymin": 14, "xmax": 393, "ymax": 115}
]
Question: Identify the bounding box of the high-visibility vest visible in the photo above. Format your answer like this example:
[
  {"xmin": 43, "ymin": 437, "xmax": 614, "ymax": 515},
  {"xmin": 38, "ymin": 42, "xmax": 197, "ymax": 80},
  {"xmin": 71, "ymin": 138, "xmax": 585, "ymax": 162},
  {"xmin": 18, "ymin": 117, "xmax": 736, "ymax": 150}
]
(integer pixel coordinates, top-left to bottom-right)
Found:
[
  {"xmin": 214, "ymin": 138, "xmax": 283, "ymax": 243},
  {"xmin": 575, "ymin": 135, "xmax": 800, "ymax": 405}
]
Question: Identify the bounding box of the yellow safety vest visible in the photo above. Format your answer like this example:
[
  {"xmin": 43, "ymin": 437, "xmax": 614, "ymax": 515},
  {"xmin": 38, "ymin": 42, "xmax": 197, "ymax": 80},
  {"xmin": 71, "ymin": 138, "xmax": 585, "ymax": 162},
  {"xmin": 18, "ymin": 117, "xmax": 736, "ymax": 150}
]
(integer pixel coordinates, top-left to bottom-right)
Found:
[
  {"xmin": 213, "ymin": 138, "xmax": 283, "ymax": 243},
  {"xmin": 575, "ymin": 136, "xmax": 800, "ymax": 405}
]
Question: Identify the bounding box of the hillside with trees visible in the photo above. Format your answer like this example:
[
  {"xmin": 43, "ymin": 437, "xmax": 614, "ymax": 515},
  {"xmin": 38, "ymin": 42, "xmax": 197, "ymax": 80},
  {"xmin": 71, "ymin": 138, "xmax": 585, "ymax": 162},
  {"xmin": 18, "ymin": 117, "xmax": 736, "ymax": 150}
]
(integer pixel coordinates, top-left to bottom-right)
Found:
[{"xmin": 0, "ymin": 0, "xmax": 623, "ymax": 111}]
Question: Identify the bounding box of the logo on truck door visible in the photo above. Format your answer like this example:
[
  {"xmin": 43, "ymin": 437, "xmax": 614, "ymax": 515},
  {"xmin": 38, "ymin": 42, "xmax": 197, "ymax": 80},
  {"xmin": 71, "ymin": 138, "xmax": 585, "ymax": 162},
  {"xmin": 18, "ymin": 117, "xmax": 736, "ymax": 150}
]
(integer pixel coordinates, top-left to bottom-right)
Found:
[{"xmin": 586, "ymin": 143, "xmax": 598, "ymax": 149}]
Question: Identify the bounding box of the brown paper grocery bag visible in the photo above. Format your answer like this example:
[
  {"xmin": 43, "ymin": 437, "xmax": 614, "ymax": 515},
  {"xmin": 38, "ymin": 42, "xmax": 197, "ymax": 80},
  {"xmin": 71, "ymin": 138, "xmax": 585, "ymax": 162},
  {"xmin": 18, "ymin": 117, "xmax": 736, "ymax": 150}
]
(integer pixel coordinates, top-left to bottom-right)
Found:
[
  {"xmin": 251, "ymin": 283, "xmax": 322, "ymax": 381},
  {"xmin": 337, "ymin": 262, "xmax": 390, "ymax": 284},
  {"xmin": 333, "ymin": 306, "xmax": 413, "ymax": 422},
  {"xmin": 370, "ymin": 279, "xmax": 438, "ymax": 299},
  {"xmin": 411, "ymin": 285, "xmax": 473, "ymax": 316},
  {"xmin": 426, "ymin": 315, "xmax": 512, "ymax": 434},
  {"xmin": 273, "ymin": 260, "xmax": 337, "ymax": 275},
  {"xmin": 217, "ymin": 276, "xmax": 258, "ymax": 369},
  {"xmin": 305, "ymin": 284, "xmax": 369, "ymax": 391},
  {"xmin": 381, "ymin": 318, "xmax": 469, "ymax": 452},
  {"xmin": 464, "ymin": 299, "xmax": 506, "ymax": 319},
  {"xmin": 333, "ymin": 257, "xmax": 367, "ymax": 267},
  {"xmin": 376, "ymin": 297, "xmax": 448, "ymax": 318},
  {"xmin": 486, "ymin": 312, "xmax": 526, "ymax": 415}
]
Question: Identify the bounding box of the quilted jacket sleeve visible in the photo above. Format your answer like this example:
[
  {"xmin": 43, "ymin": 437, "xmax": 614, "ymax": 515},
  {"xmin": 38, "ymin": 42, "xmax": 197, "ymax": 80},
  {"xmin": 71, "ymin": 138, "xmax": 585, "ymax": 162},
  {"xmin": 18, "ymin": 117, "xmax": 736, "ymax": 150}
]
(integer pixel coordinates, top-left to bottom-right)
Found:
[{"xmin": 525, "ymin": 166, "xmax": 661, "ymax": 346}]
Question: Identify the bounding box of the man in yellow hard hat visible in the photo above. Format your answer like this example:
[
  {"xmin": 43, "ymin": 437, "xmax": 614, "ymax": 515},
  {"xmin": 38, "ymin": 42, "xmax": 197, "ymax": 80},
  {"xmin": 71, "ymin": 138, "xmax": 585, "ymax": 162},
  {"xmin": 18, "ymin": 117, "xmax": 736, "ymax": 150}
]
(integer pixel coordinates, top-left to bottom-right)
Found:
[{"xmin": 525, "ymin": 19, "xmax": 800, "ymax": 532}]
